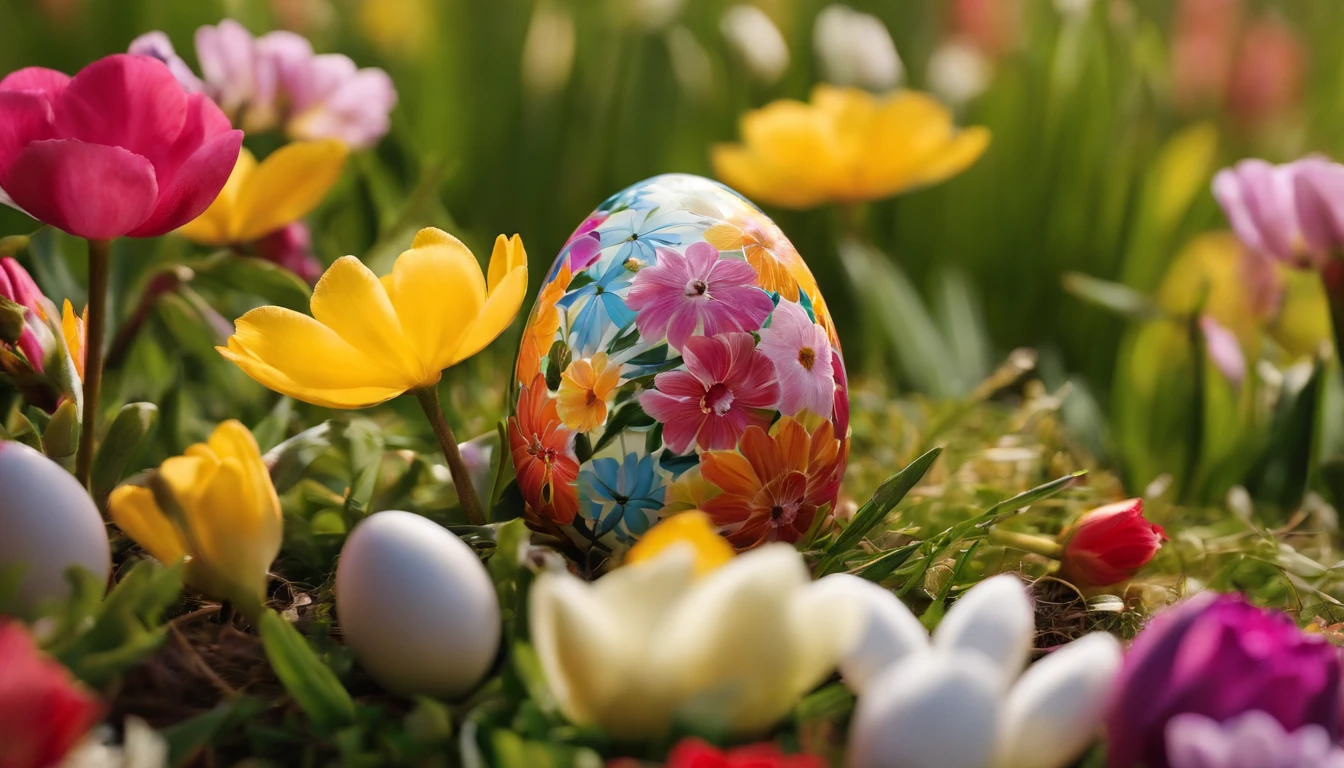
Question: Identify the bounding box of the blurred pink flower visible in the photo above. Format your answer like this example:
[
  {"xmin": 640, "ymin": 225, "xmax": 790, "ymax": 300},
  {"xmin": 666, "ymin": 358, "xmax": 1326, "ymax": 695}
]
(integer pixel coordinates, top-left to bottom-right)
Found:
[
  {"xmin": 285, "ymin": 52, "xmax": 398, "ymax": 149},
  {"xmin": 1213, "ymin": 157, "xmax": 1344, "ymax": 267},
  {"xmin": 640, "ymin": 331, "xmax": 778, "ymax": 453},
  {"xmin": 145, "ymin": 21, "xmax": 397, "ymax": 149},
  {"xmin": 1171, "ymin": 0, "xmax": 1240, "ymax": 112},
  {"xmin": 0, "ymin": 621, "xmax": 103, "ymax": 768},
  {"xmin": 1227, "ymin": 17, "xmax": 1305, "ymax": 131},
  {"xmin": 128, "ymin": 31, "xmax": 205, "ymax": 93},
  {"xmin": 0, "ymin": 54, "xmax": 242, "ymax": 240},
  {"xmin": 0, "ymin": 258, "xmax": 51, "ymax": 372},
  {"xmin": 253, "ymin": 222, "xmax": 322, "ymax": 284},
  {"xmin": 626, "ymin": 242, "xmax": 773, "ymax": 351},
  {"xmin": 949, "ymin": 0, "xmax": 1021, "ymax": 59},
  {"xmin": 758, "ymin": 299, "xmax": 834, "ymax": 418}
]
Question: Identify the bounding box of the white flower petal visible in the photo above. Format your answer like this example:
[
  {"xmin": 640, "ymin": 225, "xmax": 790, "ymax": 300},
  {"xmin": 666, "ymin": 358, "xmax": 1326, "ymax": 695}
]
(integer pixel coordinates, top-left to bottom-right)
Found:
[
  {"xmin": 995, "ymin": 632, "xmax": 1122, "ymax": 768},
  {"xmin": 812, "ymin": 573, "xmax": 929, "ymax": 693},
  {"xmin": 848, "ymin": 649, "xmax": 1003, "ymax": 768},
  {"xmin": 787, "ymin": 574, "xmax": 868, "ymax": 698},
  {"xmin": 650, "ymin": 543, "xmax": 814, "ymax": 735},
  {"xmin": 528, "ymin": 569, "xmax": 629, "ymax": 727},
  {"xmin": 933, "ymin": 573, "xmax": 1033, "ymax": 684}
]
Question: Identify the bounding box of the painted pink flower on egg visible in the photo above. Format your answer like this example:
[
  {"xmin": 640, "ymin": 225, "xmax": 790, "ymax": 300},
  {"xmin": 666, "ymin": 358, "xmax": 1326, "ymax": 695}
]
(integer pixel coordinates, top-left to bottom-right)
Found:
[
  {"xmin": 640, "ymin": 331, "xmax": 778, "ymax": 453},
  {"xmin": 759, "ymin": 299, "xmax": 835, "ymax": 418},
  {"xmin": 626, "ymin": 242, "xmax": 774, "ymax": 351}
]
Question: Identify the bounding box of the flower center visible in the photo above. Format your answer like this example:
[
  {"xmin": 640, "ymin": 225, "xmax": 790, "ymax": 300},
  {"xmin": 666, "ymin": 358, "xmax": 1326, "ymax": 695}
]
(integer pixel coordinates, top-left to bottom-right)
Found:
[
  {"xmin": 624, "ymin": 257, "xmax": 644, "ymax": 273},
  {"xmin": 700, "ymin": 382, "xmax": 735, "ymax": 415},
  {"xmin": 798, "ymin": 346, "xmax": 816, "ymax": 371},
  {"xmin": 685, "ymin": 279, "xmax": 709, "ymax": 297},
  {"xmin": 585, "ymin": 389, "xmax": 598, "ymax": 406},
  {"xmin": 528, "ymin": 435, "xmax": 557, "ymax": 466},
  {"xmin": 770, "ymin": 499, "xmax": 801, "ymax": 525}
]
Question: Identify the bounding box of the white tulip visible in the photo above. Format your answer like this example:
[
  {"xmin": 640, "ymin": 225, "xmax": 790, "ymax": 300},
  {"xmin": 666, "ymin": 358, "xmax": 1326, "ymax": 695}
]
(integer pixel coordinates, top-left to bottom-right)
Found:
[
  {"xmin": 927, "ymin": 39, "xmax": 991, "ymax": 107},
  {"xmin": 849, "ymin": 650, "xmax": 1003, "ymax": 768},
  {"xmin": 996, "ymin": 633, "xmax": 1123, "ymax": 768},
  {"xmin": 529, "ymin": 542, "xmax": 861, "ymax": 740},
  {"xmin": 841, "ymin": 574, "xmax": 1123, "ymax": 768},
  {"xmin": 811, "ymin": 573, "xmax": 929, "ymax": 693},
  {"xmin": 932, "ymin": 573, "xmax": 1034, "ymax": 684},
  {"xmin": 813, "ymin": 5, "xmax": 902, "ymax": 92},
  {"xmin": 721, "ymin": 5, "xmax": 790, "ymax": 85},
  {"xmin": 521, "ymin": 1, "xmax": 576, "ymax": 98}
]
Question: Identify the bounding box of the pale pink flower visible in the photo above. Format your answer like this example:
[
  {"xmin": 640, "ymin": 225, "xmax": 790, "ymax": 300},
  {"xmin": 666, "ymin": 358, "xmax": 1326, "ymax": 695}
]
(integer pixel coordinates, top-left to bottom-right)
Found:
[
  {"xmin": 640, "ymin": 331, "xmax": 778, "ymax": 453},
  {"xmin": 758, "ymin": 299, "xmax": 835, "ymax": 418},
  {"xmin": 626, "ymin": 242, "xmax": 773, "ymax": 350},
  {"xmin": 285, "ymin": 53, "xmax": 398, "ymax": 149}
]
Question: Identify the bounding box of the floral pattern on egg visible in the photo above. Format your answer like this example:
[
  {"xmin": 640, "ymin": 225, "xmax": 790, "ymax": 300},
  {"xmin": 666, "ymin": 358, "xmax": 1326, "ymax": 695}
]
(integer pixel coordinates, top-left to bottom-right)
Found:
[{"xmin": 509, "ymin": 173, "xmax": 849, "ymax": 553}]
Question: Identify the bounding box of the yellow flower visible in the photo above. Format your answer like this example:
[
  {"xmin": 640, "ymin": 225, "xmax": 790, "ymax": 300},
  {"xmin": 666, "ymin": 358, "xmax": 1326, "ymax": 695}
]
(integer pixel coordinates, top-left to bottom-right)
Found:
[
  {"xmin": 108, "ymin": 421, "xmax": 281, "ymax": 610},
  {"xmin": 661, "ymin": 466, "xmax": 722, "ymax": 515},
  {"xmin": 177, "ymin": 139, "xmax": 349, "ymax": 246},
  {"xmin": 712, "ymin": 85, "xmax": 990, "ymax": 209},
  {"xmin": 218, "ymin": 228, "xmax": 527, "ymax": 409},
  {"xmin": 61, "ymin": 299, "xmax": 85, "ymax": 380},
  {"xmin": 625, "ymin": 511, "xmax": 734, "ymax": 577},
  {"xmin": 556, "ymin": 352, "xmax": 620, "ymax": 431}
]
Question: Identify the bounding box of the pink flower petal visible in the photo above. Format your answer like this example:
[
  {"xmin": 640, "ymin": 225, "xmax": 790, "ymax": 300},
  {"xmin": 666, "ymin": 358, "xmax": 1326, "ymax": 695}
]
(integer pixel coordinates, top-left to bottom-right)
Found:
[
  {"xmin": 0, "ymin": 67, "xmax": 70, "ymax": 97},
  {"xmin": 53, "ymin": 54, "xmax": 188, "ymax": 165},
  {"xmin": 2, "ymin": 139, "xmax": 158, "ymax": 240},
  {"xmin": 641, "ymin": 389, "xmax": 701, "ymax": 454},
  {"xmin": 0, "ymin": 91, "xmax": 55, "ymax": 178},
  {"xmin": 127, "ymin": 126, "xmax": 242, "ymax": 237},
  {"xmin": 196, "ymin": 20, "xmax": 258, "ymax": 117},
  {"xmin": 650, "ymin": 368, "xmax": 705, "ymax": 399},
  {"xmin": 684, "ymin": 241, "xmax": 719, "ymax": 277},
  {"xmin": 1293, "ymin": 159, "xmax": 1344, "ymax": 256}
]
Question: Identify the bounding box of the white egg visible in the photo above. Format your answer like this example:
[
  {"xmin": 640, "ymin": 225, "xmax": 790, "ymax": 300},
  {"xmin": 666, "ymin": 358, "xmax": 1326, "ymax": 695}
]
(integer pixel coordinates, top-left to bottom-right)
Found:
[
  {"xmin": 335, "ymin": 510, "xmax": 501, "ymax": 698},
  {"xmin": 0, "ymin": 441, "xmax": 111, "ymax": 614}
]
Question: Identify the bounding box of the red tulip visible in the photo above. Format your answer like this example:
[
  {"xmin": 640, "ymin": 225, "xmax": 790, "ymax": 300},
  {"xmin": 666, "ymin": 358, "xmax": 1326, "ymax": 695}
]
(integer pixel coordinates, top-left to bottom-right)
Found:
[
  {"xmin": 0, "ymin": 54, "xmax": 242, "ymax": 241},
  {"xmin": 609, "ymin": 739, "xmax": 825, "ymax": 768},
  {"xmin": 1059, "ymin": 498, "xmax": 1166, "ymax": 587},
  {"xmin": 0, "ymin": 621, "xmax": 103, "ymax": 768}
]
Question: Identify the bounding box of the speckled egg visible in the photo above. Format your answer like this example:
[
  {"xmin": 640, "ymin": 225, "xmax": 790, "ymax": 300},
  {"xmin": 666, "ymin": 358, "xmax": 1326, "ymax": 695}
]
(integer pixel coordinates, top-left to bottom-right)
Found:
[
  {"xmin": 0, "ymin": 441, "xmax": 111, "ymax": 614},
  {"xmin": 508, "ymin": 174, "xmax": 850, "ymax": 555}
]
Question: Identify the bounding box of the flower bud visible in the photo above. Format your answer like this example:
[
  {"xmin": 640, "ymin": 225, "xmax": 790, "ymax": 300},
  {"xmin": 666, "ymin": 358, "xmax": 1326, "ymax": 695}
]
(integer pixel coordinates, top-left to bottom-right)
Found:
[
  {"xmin": 1058, "ymin": 498, "xmax": 1166, "ymax": 587},
  {"xmin": 253, "ymin": 222, "xmax": 323, "ymax": 284}
]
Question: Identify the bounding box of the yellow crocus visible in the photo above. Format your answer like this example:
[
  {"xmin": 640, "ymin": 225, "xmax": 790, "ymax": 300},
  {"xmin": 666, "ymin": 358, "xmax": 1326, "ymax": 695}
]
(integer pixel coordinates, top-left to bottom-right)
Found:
[
  {"xmin": 712, "ymin": 85, "xmax": 990, "ymax": 209},
  {"xmin": 177, "ymin": 139, "xmax": 349, "ymax": 245},
  {"xmin": 218, "ymin": 228, "xmax": 527, "ymax": 409},
  {"xmin": 625, "ymin": 511, "xmax": 734, "ymax": 577},
  {"xmin": 108, "ymin": 420, "xmax": 281, "ymax": 611}
]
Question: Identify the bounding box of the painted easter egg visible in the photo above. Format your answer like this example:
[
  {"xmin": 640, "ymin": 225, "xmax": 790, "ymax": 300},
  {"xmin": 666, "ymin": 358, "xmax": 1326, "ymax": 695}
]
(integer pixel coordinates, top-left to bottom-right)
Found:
[{"xmin": 509, "ymin": 174, "xmax": 850, "ymax": 555}]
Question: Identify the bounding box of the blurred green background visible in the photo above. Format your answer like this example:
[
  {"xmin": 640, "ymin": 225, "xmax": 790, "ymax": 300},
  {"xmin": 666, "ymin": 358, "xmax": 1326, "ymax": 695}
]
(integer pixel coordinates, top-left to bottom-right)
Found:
[{"xmin": 2, "ymin": 0, "xmax": 1341, "ymax": 500}]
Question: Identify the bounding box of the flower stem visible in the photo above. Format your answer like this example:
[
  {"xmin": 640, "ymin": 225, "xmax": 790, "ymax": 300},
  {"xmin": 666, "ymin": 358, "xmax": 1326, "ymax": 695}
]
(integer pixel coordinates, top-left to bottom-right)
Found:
[
  {"xmin": 988, "ymin": 527, "xmax": 1064, "ymax": 560},
  {"xmin": 414, "ymin": 384, "xmax": 486, "ymax": 527},
  {"xmin": 75, "ymin": 238, "xmax": 110, "ymax": 488}
]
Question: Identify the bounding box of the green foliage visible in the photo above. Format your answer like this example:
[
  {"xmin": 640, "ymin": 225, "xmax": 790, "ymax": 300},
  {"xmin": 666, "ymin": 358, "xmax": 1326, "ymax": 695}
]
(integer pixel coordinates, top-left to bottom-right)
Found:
[
  {"xmin": 43, "ymin": 561, "xmax": 183, "ymax": 689},
  {"xmin": 257, "ymin": 608, "xmax": 358, "ymax": 733}
]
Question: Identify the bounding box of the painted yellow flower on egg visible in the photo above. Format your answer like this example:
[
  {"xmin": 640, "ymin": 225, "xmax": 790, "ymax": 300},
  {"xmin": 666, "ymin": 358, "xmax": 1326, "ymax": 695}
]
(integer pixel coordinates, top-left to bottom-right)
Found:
[
  {"xmin": 218, "ymin": 227, "xmax": 527, "ymax": 409},
  {"xmin": 556, "ymin": 351, "xmax": 620, "ymax": 432},
  {"xmin": 177, "ymin": 139, "xmax": 349, "ymax": 245},
  {"xmin": 712, "ymin": 85, "xmax": 990, "ymax": 209}
]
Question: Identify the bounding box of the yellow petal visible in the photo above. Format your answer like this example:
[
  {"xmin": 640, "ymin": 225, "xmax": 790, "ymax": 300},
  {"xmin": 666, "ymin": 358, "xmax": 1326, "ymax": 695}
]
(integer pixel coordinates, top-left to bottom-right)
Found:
[
  {"xmin": 61, "ymin": 299, "xmax": 85, "ymax": 380},
  {"xmin": 625, "ymin": 512, "xmax": 734, "ymax": 577},
  {"xmin": 108, "ymin": 485, "xmax": 189, "ymax": 566},
  {"xmin": 384, "ymin": 230, "xmax": 488, "ymax": 372},
  {"xmin": 189, "ymin": 457, "xmax": 279, "ymax": 606},
  {"xmin": 158, "ymin": 454, "xmax": 217, "ymax": 511},
  {"xmin": 218, "ymin": 305, "xmax": 410, "ymax": 408},
  {"xmin": 487, "ymin": 234, "xmax": 527, "ymax": 293},
  {"xmin": 231, "ymin": 140, "xmax": 349, "ymax": 243},
  {"xmin": 906, "ymin": 125, "xmax": 991, "ymax": 191},
  {"xmin": 451, "ymin": 260, "xmax": 528, "ymax": 365},
  {"xmin": 739, "ymin": 100, "xmax": 844, "ymax": 199},
  {"xmin": 310, "ymin": 256, "xmax": 428, "ymax": 383},
  {"xmin": 205, "ymin": 421, "xmax": 281, "ymax": 532},
  {"xmin": 712, "ymin": 145, "xmax": 829, "ymax": 210},
  {"xmin": 177, "ymin": 147, "xmax": 257, "ymax": 245}
]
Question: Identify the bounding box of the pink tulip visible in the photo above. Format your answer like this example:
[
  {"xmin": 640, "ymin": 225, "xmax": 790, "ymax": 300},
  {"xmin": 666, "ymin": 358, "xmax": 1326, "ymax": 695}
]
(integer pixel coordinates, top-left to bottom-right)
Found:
[
  {"xmin": 128, "ymin": 31, "xmax": 205, "ymax": 94},
  {"xmin": 1213, "ymin": 157, "xmax": 1344, "ymax": 267},
  {"xmin": 0, "ymin": 257, "xmax": 52, "ymax": 372},
  {"xmin": 284, "ymin": 53, "xmax": 398, "ymax": 149},
  {"xmin": 0, "ymin": 54, "xmax": 242, "ymax": 241},
  {"xmin": 0, "ymin": 621, "xmax": 103, "ymax": 768}
]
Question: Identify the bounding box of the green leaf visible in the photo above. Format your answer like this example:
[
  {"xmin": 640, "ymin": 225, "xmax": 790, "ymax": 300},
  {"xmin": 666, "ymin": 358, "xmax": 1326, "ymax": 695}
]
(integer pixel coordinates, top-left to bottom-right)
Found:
[
  {"xmin": 190, "ymin": 254, "xmax": 312, "ymax": 312},
  {"xmin": 251, "ymin": 396, "xmax": 294, "ymax": 453},
  {"xmin": 592, "ymin": 401, "xmax": 655, "ymax": 454},
  {"xmin": 91, "ymin": 402, "xmax": 158, "ymax": 509},
  {"xmin": 819, "ymin": 447, "xmax": 941, "ymax": 575},
  {"xmin": 257, "ymin": 608, "xmax": 357, "ymax": 732},
  {"xmin": 162, "ymin": 697, "xmax": 266, "ymax": 767},
  {"xmin": 41, "ymin": 398, "xmax": 79, "ymax": 461},
  {"xmin": 46, "ymin": 561, "xmax": 183, "ymax": 688},
  {"xmin": 1061, "ymin": 272, "xmax": 1160, "ymax": 319},
  {"xmin": 793, "ymin": 681, "xmax": 854, "ymax": 724},
  {"xmin": 266, "ymin": 421, "xmax": 338, "ymax": 493}
]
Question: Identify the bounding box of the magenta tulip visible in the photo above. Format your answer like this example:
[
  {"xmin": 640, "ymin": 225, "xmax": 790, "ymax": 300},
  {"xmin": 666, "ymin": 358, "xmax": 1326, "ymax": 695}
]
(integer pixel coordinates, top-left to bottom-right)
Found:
[
  {"xmin": 0, "ymin": 54, "xmax": 242, "ymax": 241},
  {"xmin": 1107, "ymin": 592, "xmax": 1344, "ymax": 768}
]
